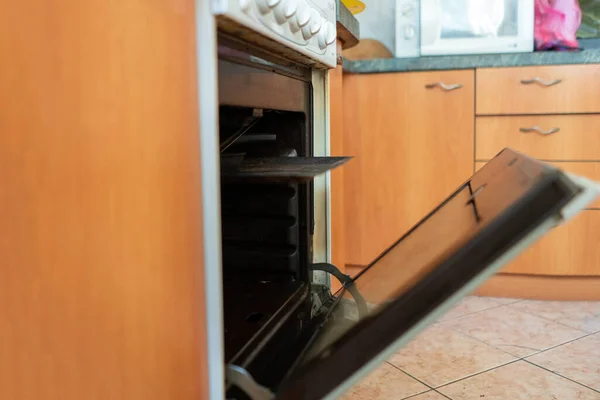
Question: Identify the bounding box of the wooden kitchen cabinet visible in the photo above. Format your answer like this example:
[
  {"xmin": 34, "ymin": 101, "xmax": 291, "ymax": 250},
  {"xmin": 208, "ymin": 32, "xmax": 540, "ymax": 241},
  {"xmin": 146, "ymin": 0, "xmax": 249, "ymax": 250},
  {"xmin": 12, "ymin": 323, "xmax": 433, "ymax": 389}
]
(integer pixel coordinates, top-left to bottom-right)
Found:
[
  {"xmin": 477, "ymin": 65, "xmax": 600, "ymax": 115},
  {"xmin": 502, "ymin": 211, "xmax": 600, "ymax": 276},
  {"xmin": 476, "ymin": 115, "xmax": 600, "ymax": 161},
  {"xmin": 0, "ymin": 1, "xmax": 211, "ymax": 398},
  {"xmin": 342, "ymin": 70, "xmax": 474, "ymax": 267},
  {"xmin": 474, "ymin": 64, "xmax": 600, "ymax": 282}
]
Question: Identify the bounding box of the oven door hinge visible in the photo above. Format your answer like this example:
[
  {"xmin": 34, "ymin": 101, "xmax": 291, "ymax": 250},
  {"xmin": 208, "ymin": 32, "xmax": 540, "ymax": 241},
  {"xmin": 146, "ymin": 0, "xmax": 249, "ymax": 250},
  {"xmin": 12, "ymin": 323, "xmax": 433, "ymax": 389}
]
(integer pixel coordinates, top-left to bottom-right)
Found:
[
  {"xmin": 311, "ymin": 263, "xmax": 369, "ymax": 318},
  {"xmin": 226, "ymin": 364, "xmax": 275, "ymax": 400}
]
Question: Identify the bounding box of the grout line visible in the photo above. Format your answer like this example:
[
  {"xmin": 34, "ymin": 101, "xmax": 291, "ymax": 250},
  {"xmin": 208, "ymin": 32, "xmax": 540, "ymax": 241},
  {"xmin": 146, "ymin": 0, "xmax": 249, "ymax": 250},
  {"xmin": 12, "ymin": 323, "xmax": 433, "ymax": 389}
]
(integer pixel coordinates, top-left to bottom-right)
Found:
[
  {"xmin": 386, "ymin": 361, "xmax": 436, "ymax": 390},
  {"xmin": 441, "ymin": 323, "xmax": 521, "ymax": 359},
  {"xmin": 437, "ymin": 307, "xmax": 502, "ymax": 323},
  {"xmin": 433, "ymin": 389, "xmax": 453, "ymax": 399},
  {"xmin": 434, "ymin": 359, "xmax": 522, "ymax": 390},
  {"xmin": 443, "ymin": 313, "xmax": 593, "ymax": 360},
  {"xmin": 400, "ymin": 391, "xmax": 432, "ymax": 400},
  {"xmin": 436, "ymin": 300, "xmax": 519, "ymax": 324},
  {"xmin": 504, "ymin": 303, "xmax": 594, "ymax": 334},
  {"xmin": 522, "ymin": 359, "xmax": 600, "ymax": 395},
  {"xmin": 522, "ymin": 330, "xmax": 600, "ymax": 357}
]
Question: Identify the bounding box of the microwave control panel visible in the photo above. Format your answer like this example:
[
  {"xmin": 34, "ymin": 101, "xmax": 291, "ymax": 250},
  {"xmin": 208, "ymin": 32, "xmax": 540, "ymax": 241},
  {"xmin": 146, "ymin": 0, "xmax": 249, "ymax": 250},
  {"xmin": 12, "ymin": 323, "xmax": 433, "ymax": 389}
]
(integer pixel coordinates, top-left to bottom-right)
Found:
[
  {"xmin": 213, "ymin": 0, "xmax": 337, "ymax": 68},
  {"xmin": 395, "ymin": 0, "xmax": 420, "ymax": 58}
]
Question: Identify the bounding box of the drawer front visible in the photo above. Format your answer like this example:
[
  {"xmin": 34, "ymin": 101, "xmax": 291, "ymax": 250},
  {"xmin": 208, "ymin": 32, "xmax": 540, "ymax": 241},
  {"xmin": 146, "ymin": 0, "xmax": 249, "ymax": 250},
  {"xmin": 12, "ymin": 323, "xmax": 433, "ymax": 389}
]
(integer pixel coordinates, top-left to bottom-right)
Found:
[
  {"xmin": 476, "ymin": 161, "xmax": 600, "ymax": 209},
  {"xmin": 501, "ymin": 210, "xmax": 600, "ymax": 276},
  {"xmin": 476, "ymin": 65, "xmax": 600, "ymax": 115},
  {"xmin": 476, "ymin": 115, "xmax": 600, "ymax": 161}
]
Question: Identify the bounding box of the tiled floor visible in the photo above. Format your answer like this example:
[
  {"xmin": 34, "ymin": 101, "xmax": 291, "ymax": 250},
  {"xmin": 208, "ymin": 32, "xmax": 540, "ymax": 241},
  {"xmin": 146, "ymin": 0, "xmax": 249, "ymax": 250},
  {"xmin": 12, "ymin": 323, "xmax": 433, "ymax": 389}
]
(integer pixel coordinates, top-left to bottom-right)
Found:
[{"xmin": 340, "ymin": 297, "xmax": 600, "ymax": 399}]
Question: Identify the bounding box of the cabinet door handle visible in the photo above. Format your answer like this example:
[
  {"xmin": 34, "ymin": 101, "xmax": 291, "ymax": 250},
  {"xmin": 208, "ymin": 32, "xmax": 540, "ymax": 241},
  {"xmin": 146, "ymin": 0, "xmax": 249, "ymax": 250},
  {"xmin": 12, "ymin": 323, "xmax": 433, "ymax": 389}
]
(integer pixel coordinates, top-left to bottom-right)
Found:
[
  {"xmin": 520, "ymin": 126, "xmax": 560, "ymax": 136},
  {"xmin": 520, "ymin": 77, "xmax": 562, "ymax": 87},
  {"xmin": 425, "ymin": 82, "xmax": 463, "ymax": 91}
]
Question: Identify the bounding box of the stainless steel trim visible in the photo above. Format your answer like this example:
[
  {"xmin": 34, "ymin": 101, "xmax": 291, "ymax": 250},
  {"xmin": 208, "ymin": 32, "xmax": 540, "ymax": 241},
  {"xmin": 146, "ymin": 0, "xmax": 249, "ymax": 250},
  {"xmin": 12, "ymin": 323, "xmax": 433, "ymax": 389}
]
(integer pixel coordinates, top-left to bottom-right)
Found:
[
  {"xmin": 425, "ymin": 82, "xmax": 463, "ymax": 91},
  {"xmin": 196, "ymin": 2, "xmax": 225, "ymax": 399},
  {"xmin": 519, "ymin": 126, "xmax": 560, "ymax": 136},
  {"xmin": 520, "ymin": 77, "xmax": 562, "ymax": 86}
]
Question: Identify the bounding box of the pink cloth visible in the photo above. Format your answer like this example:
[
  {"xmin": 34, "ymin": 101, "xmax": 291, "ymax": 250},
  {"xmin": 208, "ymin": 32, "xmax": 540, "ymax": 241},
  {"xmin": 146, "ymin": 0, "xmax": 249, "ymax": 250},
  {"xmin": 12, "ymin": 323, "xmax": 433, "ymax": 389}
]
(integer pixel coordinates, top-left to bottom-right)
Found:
[{"xmin": 535, "ymin": 0, "xmax": 582, "ymax": 50}]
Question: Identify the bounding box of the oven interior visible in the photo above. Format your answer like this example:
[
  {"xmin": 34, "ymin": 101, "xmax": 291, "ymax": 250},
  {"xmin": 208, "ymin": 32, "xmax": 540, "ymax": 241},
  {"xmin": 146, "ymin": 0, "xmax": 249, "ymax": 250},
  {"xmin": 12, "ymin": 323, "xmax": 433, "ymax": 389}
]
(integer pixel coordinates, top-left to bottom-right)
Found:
[
  {"xmin": 219, "ymin": 104, "xmax": 320, "ymax": 393},
  {"xmin": 216, "ymin": 36, "xmax": 355, "ymax": 395}
]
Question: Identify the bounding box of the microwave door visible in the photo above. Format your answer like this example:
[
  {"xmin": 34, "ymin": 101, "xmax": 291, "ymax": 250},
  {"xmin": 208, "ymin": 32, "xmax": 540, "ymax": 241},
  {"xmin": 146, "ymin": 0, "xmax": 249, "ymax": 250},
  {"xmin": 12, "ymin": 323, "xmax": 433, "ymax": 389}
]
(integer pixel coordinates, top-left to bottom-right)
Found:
[{"xmin": 274, "ymin": 149, "xmax": 600, "ymax": 400}]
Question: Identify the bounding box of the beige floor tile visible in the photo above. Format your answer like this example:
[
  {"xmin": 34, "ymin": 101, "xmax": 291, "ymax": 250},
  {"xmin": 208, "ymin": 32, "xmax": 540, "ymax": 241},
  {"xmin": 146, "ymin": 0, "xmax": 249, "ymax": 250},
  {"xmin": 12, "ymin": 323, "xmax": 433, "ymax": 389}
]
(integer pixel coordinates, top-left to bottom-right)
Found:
[
  {"xmin": 387, "ymin": 325, "xmax": 515, "ymax": 388},
  {"xmin": 437, "ymin": 296, "xmax": 506, "ymax": 322},
  {"xmin": 407, "ymin": 391, "xmax": 448, "ymax": 400},
  {"xmin": 510, "ymin": 300, "xmax": 600, "ymax": 333},
  {"xmin": 438, "ymin": 361, "xmax": 600, "ymax": 400},
  {"xmin": 441, "ymin": 305, "xmax": 587, "ymax": 357},
  {"xmin": 489, "ymin": 297, "xmax": 522, "ymax": 304},
  {"xmin": 528, "ymin": 333, "xmax": 600, "ymax": 391},
  {"xmin": 339, "ymin": 363, "xmax": 429, "ymax": 400}
]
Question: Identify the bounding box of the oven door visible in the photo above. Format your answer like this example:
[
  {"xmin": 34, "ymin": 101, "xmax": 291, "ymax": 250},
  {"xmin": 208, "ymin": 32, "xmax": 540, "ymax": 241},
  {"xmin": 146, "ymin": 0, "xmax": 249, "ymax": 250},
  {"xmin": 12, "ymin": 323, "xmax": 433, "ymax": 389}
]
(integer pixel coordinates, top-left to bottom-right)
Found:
[{"xmin": 272, "ymin": 148, "xmax": 600, "ymax": 399}]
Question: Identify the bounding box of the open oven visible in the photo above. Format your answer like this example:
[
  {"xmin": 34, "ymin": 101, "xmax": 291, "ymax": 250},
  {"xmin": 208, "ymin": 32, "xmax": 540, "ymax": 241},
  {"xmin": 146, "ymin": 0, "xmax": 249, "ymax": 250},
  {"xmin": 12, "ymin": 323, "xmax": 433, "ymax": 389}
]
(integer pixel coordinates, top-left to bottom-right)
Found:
[{"xmin": 215, "ymin": 30, "xmax": 600, "ymax": 400}]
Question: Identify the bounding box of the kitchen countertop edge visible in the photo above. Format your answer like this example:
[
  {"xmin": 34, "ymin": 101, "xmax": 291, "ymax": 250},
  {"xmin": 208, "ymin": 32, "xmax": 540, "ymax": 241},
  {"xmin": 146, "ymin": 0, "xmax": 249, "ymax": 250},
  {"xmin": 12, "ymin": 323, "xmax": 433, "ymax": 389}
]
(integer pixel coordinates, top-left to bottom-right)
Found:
[{"xmin": 343, "ymin": 39, "xmax": 600, "ymax": 73}]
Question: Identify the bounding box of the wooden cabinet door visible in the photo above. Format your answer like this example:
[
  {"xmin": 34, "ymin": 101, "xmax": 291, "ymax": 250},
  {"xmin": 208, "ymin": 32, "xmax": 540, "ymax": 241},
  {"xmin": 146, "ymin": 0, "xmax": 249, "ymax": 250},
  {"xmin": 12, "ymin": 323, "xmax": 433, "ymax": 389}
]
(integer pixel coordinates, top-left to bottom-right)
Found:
[
  {"xmin": 502, "ymin": 211, "xmax": 600, "ymax": 276},
  {"xmin": 0, "ymin": 1, "xmax": 210, "ymax": 399},
  {"xmin": 343, "ymin": 70, "xmax": 474, "ymax": 267}
]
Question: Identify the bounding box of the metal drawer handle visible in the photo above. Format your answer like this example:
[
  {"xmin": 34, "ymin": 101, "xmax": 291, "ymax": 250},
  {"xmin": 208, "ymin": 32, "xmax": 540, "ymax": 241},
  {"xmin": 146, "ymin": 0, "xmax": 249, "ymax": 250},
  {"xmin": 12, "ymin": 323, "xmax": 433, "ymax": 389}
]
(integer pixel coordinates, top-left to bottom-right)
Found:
[
  {"xmin": 520, "ymin": 126, "xmax": 560, "ymax": 136},
  {"xmin": 425, "ymin": 82, "xmax": 463, "ymax": 91},
  {"xmin": 520, "ymin": 77, "xmax": 562, "ymax": 86}
]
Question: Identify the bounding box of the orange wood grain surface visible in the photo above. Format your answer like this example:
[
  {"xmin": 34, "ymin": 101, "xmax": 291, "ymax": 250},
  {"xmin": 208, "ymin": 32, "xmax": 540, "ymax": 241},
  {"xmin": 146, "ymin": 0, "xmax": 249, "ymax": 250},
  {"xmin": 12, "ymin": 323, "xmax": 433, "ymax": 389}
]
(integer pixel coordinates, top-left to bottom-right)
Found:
[
  {"xmin": 476, "ymin": 115, "xmax": 600, "ymax": 161},
  {"xmin": 342, "ymin": 70, "xmax": 474, "ymax": 267},
  {"xmin": 499, "ymin": 211, "xmax": 600, "ymax": 276},
  {"xmin": 476, "ymin": 274, "xmax": 600, "ymax": 301},
  {"xmin": 476, "ymin": 161, "xmax": 600, "ymax": 208},
  {"xmin": 476, "ymin": 65, "xmax": 600, "ymax": 115},
  {"xmin": 0, "ymin": 1, "xmax": 208, "ymax": 399}
]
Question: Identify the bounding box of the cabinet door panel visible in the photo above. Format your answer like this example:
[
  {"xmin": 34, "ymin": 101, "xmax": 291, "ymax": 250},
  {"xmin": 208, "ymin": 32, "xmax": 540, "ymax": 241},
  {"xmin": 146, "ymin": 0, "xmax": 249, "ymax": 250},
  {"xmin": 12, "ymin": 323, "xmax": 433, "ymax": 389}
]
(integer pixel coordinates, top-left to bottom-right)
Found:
[
  {"xmin": 503, "ymin": 211, "xmax": 600, "ymax": 276},
  {"xmin": 477, "ymin": 161, "xmax": 600, "ymax": 209},
  {"xmin": 0, "ymin": 1, "xmax": 207, "ymax": 398},
  {"xmin": 343, "ymin": 70, "xmax": 474, "ymax": 267}
]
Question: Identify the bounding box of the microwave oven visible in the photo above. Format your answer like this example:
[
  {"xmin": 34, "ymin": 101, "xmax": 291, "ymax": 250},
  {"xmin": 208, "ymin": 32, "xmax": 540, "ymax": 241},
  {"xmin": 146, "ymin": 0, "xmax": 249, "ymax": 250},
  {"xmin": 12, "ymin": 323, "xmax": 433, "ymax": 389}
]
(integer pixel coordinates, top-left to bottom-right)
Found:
[{"xmin": 396, "ymin": 0, "xmax": 535, "ymax": 57}]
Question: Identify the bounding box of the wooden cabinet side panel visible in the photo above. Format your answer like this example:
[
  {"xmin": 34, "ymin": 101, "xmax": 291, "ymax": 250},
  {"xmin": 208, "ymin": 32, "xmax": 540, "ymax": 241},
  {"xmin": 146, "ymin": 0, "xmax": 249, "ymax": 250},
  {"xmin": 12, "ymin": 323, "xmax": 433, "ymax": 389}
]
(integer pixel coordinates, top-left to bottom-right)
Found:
[
  {"xmin": 0, "ymin": 1, "xmax": 207, "ymax": 399},
  {"xmin": 343, "ymin": 71, "xmax": 475, "ymax": 267}
]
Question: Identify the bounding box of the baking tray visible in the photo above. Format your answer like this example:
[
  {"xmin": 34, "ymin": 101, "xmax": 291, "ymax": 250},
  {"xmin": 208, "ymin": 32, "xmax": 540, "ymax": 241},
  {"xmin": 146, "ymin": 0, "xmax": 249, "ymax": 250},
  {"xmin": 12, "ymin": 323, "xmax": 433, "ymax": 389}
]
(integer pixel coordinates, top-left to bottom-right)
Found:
[{"xmin": 221, "ymin": 156, "xmax": 352, "ymax": 182}]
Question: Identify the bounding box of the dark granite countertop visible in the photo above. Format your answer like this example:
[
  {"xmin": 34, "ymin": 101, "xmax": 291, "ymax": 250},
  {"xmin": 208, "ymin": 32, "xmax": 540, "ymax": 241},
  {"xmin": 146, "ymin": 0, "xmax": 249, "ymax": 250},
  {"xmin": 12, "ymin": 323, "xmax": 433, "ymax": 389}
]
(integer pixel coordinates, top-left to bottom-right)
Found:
[{"xmin": 344, "ymin": 39, "xmax": 600, "ymax": 73}]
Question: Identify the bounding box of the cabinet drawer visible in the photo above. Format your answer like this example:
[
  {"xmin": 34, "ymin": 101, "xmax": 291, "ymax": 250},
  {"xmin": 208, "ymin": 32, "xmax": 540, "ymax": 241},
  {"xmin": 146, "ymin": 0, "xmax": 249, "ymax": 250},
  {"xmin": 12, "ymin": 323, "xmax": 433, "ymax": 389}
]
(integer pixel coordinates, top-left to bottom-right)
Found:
[
  {"xmin": 501, "ymin": 210, "xmax": 600, "ymax": 276},
  {"xmin": 476, "ymin": 161, "xmax": 600, "ymax": 209},
  {"xmin": 476, "ymin": 65, "xmax": 600, "ymax": 115},
  {"xmin": 476, "ymin": 115, "xmax": 600, "ymax": 161}
]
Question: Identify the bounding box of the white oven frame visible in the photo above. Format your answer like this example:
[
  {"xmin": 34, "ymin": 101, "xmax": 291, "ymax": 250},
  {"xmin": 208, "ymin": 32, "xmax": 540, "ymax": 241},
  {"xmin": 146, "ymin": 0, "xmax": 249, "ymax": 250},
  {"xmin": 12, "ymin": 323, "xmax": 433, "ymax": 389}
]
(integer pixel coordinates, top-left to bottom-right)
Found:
[
  {"xmin": 197, "ymin": 2, "xmax": 225, "ymax": 399},
  {"xmin": 197, "ymin": 6, "xmax": 333, "ymax": 398}
]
